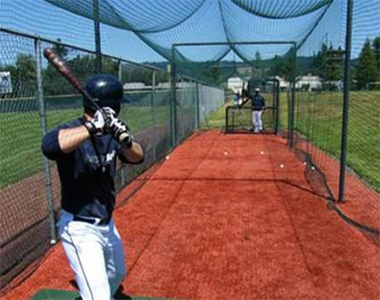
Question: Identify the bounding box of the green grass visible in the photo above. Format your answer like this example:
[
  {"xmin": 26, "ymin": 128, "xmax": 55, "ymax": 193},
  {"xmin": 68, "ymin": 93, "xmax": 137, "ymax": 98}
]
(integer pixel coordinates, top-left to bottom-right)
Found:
[
  {"xmin": 0, "ymin": 103, "xmax": 171, "ymax": 189},
  {"xmin": 206, "ymin": 91, "xmax": 380, "ymax": 191},
  {"xmin": 280, "ymin": 91, "xmax": 380, "ymax": 191},
  {"xmin": 201, "ymin": 101, "xmax": 231, "ymax": 129},
  {"xmin": 31, "ymin": 289, "xmax": 173, "ymax": 300}
]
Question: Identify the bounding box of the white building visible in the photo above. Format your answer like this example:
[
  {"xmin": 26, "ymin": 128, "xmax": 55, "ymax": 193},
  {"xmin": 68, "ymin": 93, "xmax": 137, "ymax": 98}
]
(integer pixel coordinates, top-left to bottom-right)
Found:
[
  {"xmin": 295, "ymin": 75, "xmax": 322, "ymax": 91},
  {"xmin": 227, "ymin": 77, "xmax": 243, "ymax": 93},
  {"xmin": 265, "ymin": 76, "xmax": 289, "ymax": 91},
  {"xmin": 0, "ymin": 72, "xmax": 12, "ymax": 94}
]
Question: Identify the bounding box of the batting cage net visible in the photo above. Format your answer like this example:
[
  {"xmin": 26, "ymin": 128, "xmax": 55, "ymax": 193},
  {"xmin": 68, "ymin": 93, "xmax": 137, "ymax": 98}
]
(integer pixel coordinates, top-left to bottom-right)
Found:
[
  {"xmin": 1, "ymin": 0, "xmax": 380, "ymax": 295},
  {"xmin": 0, "ymin": 30, "xmax": 224, "ymax": 292}
]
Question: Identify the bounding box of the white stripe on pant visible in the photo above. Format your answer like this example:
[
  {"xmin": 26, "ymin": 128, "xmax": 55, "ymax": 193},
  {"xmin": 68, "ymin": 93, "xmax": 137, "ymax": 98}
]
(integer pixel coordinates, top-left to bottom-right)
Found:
[
  {"xmin": 252, "ymin": 110, "xmax": 263, "ymax": 132},
  {"xmin": 58, "ymin": 210, "xmax": 126, "ymax": 300}
]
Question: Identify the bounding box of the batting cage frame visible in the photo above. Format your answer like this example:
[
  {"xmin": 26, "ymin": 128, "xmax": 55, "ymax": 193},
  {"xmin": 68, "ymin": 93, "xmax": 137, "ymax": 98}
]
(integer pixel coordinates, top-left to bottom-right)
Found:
[
  {"xmin": 172, "ymin": 41, "xmax": 297, "ymax": 139},
  {"xmin": 225, "ymin": 77, "xmax": 280, "ymax": 134}
]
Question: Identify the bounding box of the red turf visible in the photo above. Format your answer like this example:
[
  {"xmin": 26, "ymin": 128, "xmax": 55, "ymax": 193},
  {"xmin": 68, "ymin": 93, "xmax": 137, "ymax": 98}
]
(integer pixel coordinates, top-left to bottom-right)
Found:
[{"xmin": 3, "ymin": 130, "xmax": 379, "ymax": 300}]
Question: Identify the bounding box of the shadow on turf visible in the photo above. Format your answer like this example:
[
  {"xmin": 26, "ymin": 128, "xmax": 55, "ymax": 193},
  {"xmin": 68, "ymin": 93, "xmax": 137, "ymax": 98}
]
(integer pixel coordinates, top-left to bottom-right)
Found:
[
  {"xmin": 31, "ymin": 288, "xmax": 168, "ymax": 300},
  {"xmin": 31, "ymin": 281, "xmax": 168, "ymax": 300}
]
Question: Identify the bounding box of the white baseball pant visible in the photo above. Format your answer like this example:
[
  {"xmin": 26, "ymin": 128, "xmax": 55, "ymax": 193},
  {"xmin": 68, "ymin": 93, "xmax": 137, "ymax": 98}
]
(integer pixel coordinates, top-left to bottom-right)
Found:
[
  {"xmin": 252, "ymin": 110, "xmax": 263, "ymax": 133},
  {"xmin": 58, "ymin": 210, "xmax": 126, "ymax": 300}
]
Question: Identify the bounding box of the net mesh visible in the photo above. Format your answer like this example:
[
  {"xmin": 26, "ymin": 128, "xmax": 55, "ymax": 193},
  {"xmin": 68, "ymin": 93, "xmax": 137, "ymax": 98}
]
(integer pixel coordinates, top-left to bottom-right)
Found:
[
  {"xmin": 0, "ymin": 31, "xmax": 224, "ymax": 292},
  {"xmin": 1, "ymin": 0, "xmax": 380, "ymax": 293}
]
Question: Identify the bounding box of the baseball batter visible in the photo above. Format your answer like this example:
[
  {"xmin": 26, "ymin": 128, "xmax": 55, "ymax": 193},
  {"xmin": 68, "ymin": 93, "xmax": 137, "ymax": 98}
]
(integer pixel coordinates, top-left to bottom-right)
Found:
[
  {"xmin": 251, "ymin": 88, "xmax": 266, "ymax": 133},
  {"xmin": 42, "ymin": 75, "xmax": 144, "ymax": 300}
]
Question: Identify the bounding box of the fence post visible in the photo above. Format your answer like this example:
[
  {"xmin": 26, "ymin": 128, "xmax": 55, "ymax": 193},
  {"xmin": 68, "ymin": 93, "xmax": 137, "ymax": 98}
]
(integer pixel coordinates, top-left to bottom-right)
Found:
[
  {"xmin": 195, "ymin": 82, "xmax": 200, "ymax": 129},
  {"xmin": 35, "ymin": 38, "xmax": 56, "ymax": 244},
  {"xmin": 117, "ymin": 60, "xmax": 125, "ymax": 186},
  {"xmin": 289, "ymin": 46, "xmax": 297, "ymax": 147},
  {"xmin": 338, "ymin": 0, "xmax": 353, "ymax": 203},
  {"xmin": 170, "ymin": 62, "xmax": 177, "ymax": 147},
  {"xmin": 275, "ymin": 80, "xmax": 280, "ymax": 135},
  {"xmin": 93, "ymin": 0, "xmax": 102, "ymax": 73},
  {"xmin": 151, "ymin": 70, "xmax": 157, "ymax": 161}
]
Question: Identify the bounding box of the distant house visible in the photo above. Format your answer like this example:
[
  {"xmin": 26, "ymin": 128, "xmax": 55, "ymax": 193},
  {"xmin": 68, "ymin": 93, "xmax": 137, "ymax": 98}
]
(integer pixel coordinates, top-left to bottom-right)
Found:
[
  {"xmin": 295, "ymin": 74, "xmax": 322, "ymax": 91},
  {"xmin": 266, "ymin": 76, "xmax": 289, "ymax": 92},
  {"xmin": 0, "ymin": 72, "xmax": 12, "ymax": 94},
  {"xmin": 158, "ymin": 82, "xmax": 170, "ymax": 89},
  {"xmin": 123, "ymin": 82, "xmax": 146, "ymax": 90},
  {"xmin": 227, "ymin": 77, "xmax": 243, "ymax": 93}
]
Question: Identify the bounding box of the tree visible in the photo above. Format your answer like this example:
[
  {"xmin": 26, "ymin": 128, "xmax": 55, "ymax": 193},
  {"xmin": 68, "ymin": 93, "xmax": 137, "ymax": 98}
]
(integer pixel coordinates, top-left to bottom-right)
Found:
[
  {"xmin": 254, "ymin": 51, "xmax": 261, "ymax": 67},
  {"xmin": 325, "ymin": 45, "xmax": 343, "ymax": 89},
  {"xmin": 52, "ymin": 39, "xmax": 69, "ymax": 59},
  {"xmin": 268, "ymin": 55, "xmax": 283, "ymax": 77},
  {"xmin": 6, "ymin": 54, "xmax": 37, "ymax": 87},
  {"xmin": 313, "ymin": 43, "xmax": 343, "ymax": 90},
  {"xmin": 355, "ymin": 39, "xmax": 378, "ymax": 90},
  {"xmin": 372, "ymin": 36, "xmax": 380, "ymax": 79}
]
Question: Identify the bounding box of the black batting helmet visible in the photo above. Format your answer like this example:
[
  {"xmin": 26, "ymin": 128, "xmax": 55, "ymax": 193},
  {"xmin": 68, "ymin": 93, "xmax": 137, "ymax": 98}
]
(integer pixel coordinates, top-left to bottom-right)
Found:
[{"xmin": 83, "ymin": 74, "xmax": 124, "ymax": 114}]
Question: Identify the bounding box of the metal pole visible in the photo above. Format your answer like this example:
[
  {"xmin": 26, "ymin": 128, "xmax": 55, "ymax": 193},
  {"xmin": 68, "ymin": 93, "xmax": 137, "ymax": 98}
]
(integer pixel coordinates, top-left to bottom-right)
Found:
[
  {"xmin": 289, "ymin": 47, "xmax": 297, "ymax": 147},
  {"xmin": 272, "ymin": 80, "xmax": 276, "ymax": 129},
  {"xmin": 118, "ymin": 59, "xmax": 122, "ymax": 81},
  {"xmin": 151, "ymin": 70, "xmax": 157, "ymax": 161},
  {"xmin": 93, "ymin": 0, "xmax": 102, "ymax": 73},
  {"xmin": 274, "ymin": 80, "xmax": 280, "ymax": 135},
  {"xmin": 170, "ymin": 62, "xmax": 177, "ymax": 147},
  {"xmin": 35, "ymin": 38, "xmax": 57, "ymax": 244},
  {"xmin": 338, "ymin": 0, "xmax": 353, "ymax": 203},
  {"xmin": 117, "ymin": 60, "xmax": 125, "ymax": 186},
  {"xmin": 195, "ymin": 82, "xmax": 200, "ymax": 129}
]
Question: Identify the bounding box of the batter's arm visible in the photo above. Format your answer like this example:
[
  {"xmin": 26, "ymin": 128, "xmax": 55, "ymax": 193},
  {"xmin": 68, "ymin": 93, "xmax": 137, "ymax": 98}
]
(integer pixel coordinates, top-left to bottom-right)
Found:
[
  {"xmin": 120, "ymin": 141, "xmax": 144, "ymax": 164},
  {"xmin": 58, "ymin": 126, "xmax": 90, "ymax": 154}
]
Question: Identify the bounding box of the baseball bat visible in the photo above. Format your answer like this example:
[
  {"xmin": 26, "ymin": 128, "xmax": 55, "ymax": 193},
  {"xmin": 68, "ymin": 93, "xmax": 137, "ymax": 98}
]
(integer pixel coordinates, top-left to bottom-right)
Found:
[
  {"xmin": 43, "ymin": 48, "xmax": 130, "ymax": 143},
  {"xmin": 43, "ymin": 47, "xmax": 100, "ymax": 111}
]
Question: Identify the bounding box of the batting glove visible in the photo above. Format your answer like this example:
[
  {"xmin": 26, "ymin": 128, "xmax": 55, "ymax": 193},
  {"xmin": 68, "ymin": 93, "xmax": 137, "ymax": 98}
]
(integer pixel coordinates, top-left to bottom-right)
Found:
[
  {"xmin": 111, "ymin": 118, "xmax": 134, "ymax": 148},
  {"xmin": 102, "ymin": 107, "xmax": 117, "ymax": 133},
  {"xmin": 84, "ymin": 109, "xmax": 107, "ymax": 136}
]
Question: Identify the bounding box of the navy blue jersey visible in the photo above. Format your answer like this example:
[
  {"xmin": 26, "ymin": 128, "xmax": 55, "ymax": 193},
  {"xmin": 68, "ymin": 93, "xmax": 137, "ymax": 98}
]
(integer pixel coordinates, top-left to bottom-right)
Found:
[
  {"xmin": 251, "ymin": 94, "xmax": 265, "ymax": 111},
  {"xmin": 42, "ymin": 118, "xmax": 130, "ymax": 220}
]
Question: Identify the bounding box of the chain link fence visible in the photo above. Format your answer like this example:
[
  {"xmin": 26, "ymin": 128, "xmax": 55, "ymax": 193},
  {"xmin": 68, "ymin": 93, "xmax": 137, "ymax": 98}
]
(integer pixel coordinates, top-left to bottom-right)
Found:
[{"xmin": 0, "ymin": 30, "xmax": 225, "ymax": 292}]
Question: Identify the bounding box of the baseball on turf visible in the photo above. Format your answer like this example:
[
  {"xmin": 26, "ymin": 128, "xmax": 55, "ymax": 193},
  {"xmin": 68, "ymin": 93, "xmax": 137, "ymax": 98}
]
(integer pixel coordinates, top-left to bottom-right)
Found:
[{"xmin": 280, "ymin": 164, "xmax": 284, "ymax": 168}]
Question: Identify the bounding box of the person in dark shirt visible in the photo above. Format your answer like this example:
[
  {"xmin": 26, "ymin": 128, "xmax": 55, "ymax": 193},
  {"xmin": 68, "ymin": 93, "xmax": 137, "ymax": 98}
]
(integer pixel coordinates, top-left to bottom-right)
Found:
[
  {"xmin": 42, "ymin": 74, "xmax": 144, "ymax": 300},
  {"xmin": 251, "ymin": 88, "xmax": 266, "ymax": 132},
  {"xmin": 239, "ymin": 87, "xmax": 266, "ymax": 133}
]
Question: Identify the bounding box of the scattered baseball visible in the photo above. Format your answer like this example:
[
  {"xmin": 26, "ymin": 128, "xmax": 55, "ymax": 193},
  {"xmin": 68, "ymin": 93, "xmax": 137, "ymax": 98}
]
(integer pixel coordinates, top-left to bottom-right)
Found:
[
  {"xmin": 260, "ymin": 151, "xmax": 264, "ymax": 155},
  {"xmin": 224, "ymin": 151, "xmax": 228, "ymax": 156},
  {"xmin": 311, "ymin": 166, "xmax": 316, "ymax": 171},
  {"xmin": 50, "ymin": 239, "xmax": 57, "ymax": 245},
  {"xmin": 280, "ymin": 164, "xmax": 284, "ymax": 168},
  {"xmin": 166, "ymin": 155, "xmax": 170, "ymax": 160},
  {"xmin": 304, "ymin": 162, "xmax": 307, "ymax": 165}
]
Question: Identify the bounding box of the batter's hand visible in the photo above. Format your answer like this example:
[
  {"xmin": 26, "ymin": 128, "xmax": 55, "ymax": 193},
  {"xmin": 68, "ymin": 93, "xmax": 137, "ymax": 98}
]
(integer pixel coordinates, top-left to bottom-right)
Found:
[
  {"xmin": 110, "ymin": 119, "xmax": 134, "ymax": 149},
  {"xmin": 102, "ymin": 107, "xmax": 117, "ymax": 132},
  {"xmin": 84, "ymin": 109, "xmax": 108, "ymax": 136}
]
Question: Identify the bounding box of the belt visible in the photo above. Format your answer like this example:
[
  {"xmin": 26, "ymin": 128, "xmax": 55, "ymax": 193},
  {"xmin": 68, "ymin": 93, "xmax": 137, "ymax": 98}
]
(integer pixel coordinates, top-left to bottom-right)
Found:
[{"xmin": 73, "ymin": 215, "xmax": 110, "ymax": 225}]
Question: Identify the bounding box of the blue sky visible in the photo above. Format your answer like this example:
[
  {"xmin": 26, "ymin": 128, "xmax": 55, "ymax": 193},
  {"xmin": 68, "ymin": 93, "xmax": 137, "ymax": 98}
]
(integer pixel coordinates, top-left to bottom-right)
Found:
[{"xmin": 1, "ymin": 0, "xmax": 379, "ymax": 63}]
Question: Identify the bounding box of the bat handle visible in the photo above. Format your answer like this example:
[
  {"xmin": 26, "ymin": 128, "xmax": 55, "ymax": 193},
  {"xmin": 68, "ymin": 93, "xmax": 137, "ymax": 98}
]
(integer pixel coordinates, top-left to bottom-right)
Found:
[{"xmin": 119, "ymin": 132, "xmax": 133, "ymax": 148}]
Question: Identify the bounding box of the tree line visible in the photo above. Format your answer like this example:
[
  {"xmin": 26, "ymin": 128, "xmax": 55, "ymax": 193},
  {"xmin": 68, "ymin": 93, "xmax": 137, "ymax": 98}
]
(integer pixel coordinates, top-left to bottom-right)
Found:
[
  {"xmin": 1, "ymin": 37, "xmax": 379, "ymax": 96},
  {"xmin": 1, "ymin": 42, "xmax": 168, "ymax": 97},
  {"xmin": 267, "ymin": 36, "xmax": 380, "ymax": 90}
]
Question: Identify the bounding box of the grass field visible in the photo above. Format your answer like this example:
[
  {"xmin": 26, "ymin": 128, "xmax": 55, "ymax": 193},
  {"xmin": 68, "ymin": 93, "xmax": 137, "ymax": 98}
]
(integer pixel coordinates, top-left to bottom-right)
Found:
[
  {"xmin": 281, "ymin": 91, "xmax": 380, "ymax": 191},
  {"xmin": 2, "ymin": 91, "xmax": 378, "ymax": 192},
  {"xmin": 0, "ymin": 102, "xmax": 172, "ymax": 189},
  {"xmin": 206, "ymin": 91, "xmax": 380, "ymax": 192}
]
